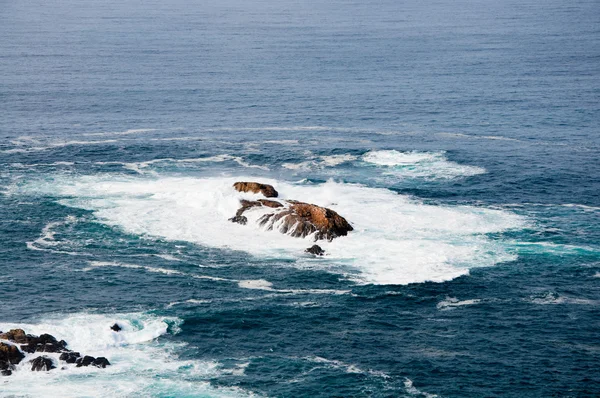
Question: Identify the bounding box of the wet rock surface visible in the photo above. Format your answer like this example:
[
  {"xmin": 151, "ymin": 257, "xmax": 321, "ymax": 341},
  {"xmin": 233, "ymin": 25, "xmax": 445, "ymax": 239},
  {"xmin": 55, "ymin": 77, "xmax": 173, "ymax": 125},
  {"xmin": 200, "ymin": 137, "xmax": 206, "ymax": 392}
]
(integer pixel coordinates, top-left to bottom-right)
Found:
[
  {"xmin": 0, "ymin": 328, "xmax": 111, "ymax": 376},
  {"xmin": 305, "ymin": 245, "xmax": 325, "ymax": 256},
  {"xmin": 233, "ymin": 182, "xmax": 279, "ymax": 198},
  {"xmin": 30, "ymin": 356, "xmax": 56, "ymax": 371},
  {"xmin": 230, "ymin": 182, "xmax": 353, "ymax": 243}
]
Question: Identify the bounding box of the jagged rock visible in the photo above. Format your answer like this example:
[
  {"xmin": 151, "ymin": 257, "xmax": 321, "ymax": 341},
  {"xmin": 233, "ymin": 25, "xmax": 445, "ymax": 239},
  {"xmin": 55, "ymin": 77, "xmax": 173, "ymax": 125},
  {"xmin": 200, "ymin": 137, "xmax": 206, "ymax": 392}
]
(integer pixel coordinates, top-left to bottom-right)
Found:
[
  {"xmin": 30, "ymin": 356, "xmax": 56, "ymax": 371},
  {"xmin": 110, "ymin": 323, "xmax": 122, "ymax": 332},
  {"xmin": 76, "ymin": 355, "xmax": 96, "ymax": 367},
  {"xmin": 0, "ymin": 342, "xmax": 25, "ymax": 375},
  {"xmin": 259, "ymin": 200, "xmax": 353, "ymax": 241},
  {"xmin": 92, "ymin": 357, "xmax": 111, "ymax": 368},
  {"xmin": 229, "ymin": 198, "xmax": 285, "ymax": 224},
  {"xmin": 59, "ymin": 352, "xmax": 81, "ymax": 364},
  {"xmin": 0, "ymin": 329, "xmax": 29, "ymax": 344},
  {"xmin": 233, "ymin": 182, "xmax": 278, "ymax": 198},
  {"xmin": 305, "ymin": 245, "xmax": 325, "ymax": 256},
  {"xmin": 21, "ymin": 333, "xmax": 68, "ymax": 353}
]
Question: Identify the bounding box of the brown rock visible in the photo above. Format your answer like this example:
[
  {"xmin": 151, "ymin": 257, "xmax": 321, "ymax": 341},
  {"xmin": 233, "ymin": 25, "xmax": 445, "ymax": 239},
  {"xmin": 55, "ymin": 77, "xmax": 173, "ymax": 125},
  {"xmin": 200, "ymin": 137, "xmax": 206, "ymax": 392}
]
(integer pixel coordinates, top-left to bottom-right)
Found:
[
  {"xmin": 259, "ymin": 200, "xmax": 353, "ymax": 241},
  {"xmin": 229, "ymin": 199, "xmax": 284, "ymax": 224},
  {"xmin": 0, "ymin": 342, "xmax": 25, "ymax": 373},
  {"xmin": 233, "ymin": 182, "xmax": 278, "ymax": 198},
  {"xmin": 0, "ymin": 329, "xmax": 28, "ymax": 344},
  {"xmin": 258, "ymin": 199, "xmax": 283, "ymax": 208}
]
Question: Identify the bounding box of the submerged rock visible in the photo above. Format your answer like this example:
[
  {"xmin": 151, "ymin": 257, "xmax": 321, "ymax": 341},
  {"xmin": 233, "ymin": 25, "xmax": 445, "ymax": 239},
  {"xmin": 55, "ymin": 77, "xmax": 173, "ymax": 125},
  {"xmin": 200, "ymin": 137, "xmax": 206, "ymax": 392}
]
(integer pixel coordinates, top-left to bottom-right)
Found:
[
  {"xmin": 259, "ymin": 200, "xmax": 353, "ymax": 241},
  {"xmin": 305, "ymin": 245, "xmax": 325, "ymax": 256},
  {"xmin": 228, "ymin": 215, "xmax": 248, "ymax": 225},
  {"xmin": 233, "ymin": 182, "xmax": 279, "ymax": 198},
  {"xmin": 30, "ymin": 356, "xmax": 56, "ymax": 371},
  {"xmin": 110, "ymin": 323, "xmax": 122, "ymax": 332}
]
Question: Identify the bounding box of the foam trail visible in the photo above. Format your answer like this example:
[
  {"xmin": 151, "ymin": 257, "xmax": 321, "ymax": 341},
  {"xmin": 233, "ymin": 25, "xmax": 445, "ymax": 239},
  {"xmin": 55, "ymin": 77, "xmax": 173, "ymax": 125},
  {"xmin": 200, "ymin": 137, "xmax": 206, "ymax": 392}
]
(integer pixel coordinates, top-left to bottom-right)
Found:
[
  {"xmin": 0, "ymin": 312, "xmax": 256, "ymax": 397},
  {"xmin": 21, "ymin": 176, "xmax": 526, "ymax": 285},
  {"xmin": 437, "ymin": 297, "xmax": 481, "ymax": 311},
  {"xmin": 1, "ymin": 139, "xmax": 120, "ymax": 154},
  {"xmin": 362, "ymin": 150, "xmax": 485, "ymax": 179}
]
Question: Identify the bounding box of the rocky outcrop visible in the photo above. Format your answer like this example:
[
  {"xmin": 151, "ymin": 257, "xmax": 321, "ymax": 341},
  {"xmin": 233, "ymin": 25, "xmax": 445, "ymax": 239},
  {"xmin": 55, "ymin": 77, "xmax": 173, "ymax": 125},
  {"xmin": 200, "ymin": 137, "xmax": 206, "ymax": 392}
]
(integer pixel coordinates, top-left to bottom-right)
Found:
[
  {"xmin": 305, "ymin": 245, "xmax": 325, "ymax": 256},
  {"xmin": 0, "ymin": 342, "xmax": 25, "ymax": 375},
  {"xmin": 259, "ymin": 200, "xmax": 353, "ymax": 241},
  {"xmin": 233, "ymin": 182, "xmax": 278, "ymax": 198},
  {"xmin": 30, "ymin": 356, "xmax": 55, "ymax": 371},
  {"xmin": 110, "ymin": 323, "xmax": 122, "ymax": 332},
  {"xmin": 0, "ymin": 329, "xmax": 28, "ymax": 344},
  {"xmin": 229, "ymin": 199, "xmax": 285, "ymax": 225},
  {"xmin": 21, "ymin": 334, "xmax": 68, "ymax": 353},
  {"xmin": 59, "ymin": 352, "xmax": 81, "ymax": 364},
  {"xmin": 230, "ymin": 182, "xmax": 353, "ymax": 242},
  {"xmin": 0, "ymin": 329, "xmax": 111, "ymax": 376}
]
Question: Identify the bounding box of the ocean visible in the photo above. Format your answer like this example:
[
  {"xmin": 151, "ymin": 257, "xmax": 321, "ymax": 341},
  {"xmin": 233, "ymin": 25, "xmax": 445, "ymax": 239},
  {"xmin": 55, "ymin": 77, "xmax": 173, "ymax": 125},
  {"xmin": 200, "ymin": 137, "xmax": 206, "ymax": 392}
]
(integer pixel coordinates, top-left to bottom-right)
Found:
[{"xmin": 1, "ymin": 0, "xmax": 599, "ymax": 396}]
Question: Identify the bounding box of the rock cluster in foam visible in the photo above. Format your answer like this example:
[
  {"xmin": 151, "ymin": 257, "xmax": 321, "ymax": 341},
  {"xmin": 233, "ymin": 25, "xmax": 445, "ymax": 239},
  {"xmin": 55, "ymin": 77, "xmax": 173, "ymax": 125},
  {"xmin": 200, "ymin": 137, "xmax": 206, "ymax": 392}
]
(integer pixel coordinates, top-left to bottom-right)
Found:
[
  {"xmin": 230, "ymin": 182, "xmax": 353, "ymax": 245},
  {"xmin": 0, "ymin": 328, "xmax": 111, "ymax": 376}
]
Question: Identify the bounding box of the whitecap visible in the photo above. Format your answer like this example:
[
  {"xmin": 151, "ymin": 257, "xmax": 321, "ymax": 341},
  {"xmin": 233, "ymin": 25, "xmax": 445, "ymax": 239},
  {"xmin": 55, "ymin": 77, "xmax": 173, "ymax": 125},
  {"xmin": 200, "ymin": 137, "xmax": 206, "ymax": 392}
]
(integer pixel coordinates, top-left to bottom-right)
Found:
[
  {"xmin": 362, "ymin": 150, "xmax": 485, "ymax": 180},
  {"xmin": 20, "ymin": 176, "xmax": 526, "ymax": 285},
  {"xmin": 436, "ymin": 297, "xmax": 481, "ymax": 311},
  {"xmin": 404, "ymin": 378, "xmax": 439, "ymax": 397},
  {"xmin": 0, "ymin": 312, "xmax": 258, "ymax": 397},
  {"xmin": 528, "ymin": 292, "xmax": 596, "ymax": 305}
]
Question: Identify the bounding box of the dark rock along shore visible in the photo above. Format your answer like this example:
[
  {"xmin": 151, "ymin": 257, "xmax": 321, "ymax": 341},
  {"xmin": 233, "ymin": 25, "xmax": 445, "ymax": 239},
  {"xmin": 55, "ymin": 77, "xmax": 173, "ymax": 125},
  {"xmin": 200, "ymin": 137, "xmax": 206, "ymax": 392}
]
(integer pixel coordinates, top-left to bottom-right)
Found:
[{"xmin": 0, "ymin": 328, "xmax": 111, "ymax": 376}]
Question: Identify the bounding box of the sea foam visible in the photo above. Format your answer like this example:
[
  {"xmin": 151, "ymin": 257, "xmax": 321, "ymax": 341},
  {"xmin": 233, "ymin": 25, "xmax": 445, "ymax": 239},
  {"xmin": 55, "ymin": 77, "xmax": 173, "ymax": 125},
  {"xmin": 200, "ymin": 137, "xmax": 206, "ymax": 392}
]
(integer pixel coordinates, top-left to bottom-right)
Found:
[
  {"xmin": 20, "ymin": 175, "xmax": 526, "ymax": 285},
  {"xmin": 0, "ymin": 312, "xmax": 255, "ymax": 397},
  {"xmin": 362, "ymin": 150, "xmax": 485, "ymax": 180}
]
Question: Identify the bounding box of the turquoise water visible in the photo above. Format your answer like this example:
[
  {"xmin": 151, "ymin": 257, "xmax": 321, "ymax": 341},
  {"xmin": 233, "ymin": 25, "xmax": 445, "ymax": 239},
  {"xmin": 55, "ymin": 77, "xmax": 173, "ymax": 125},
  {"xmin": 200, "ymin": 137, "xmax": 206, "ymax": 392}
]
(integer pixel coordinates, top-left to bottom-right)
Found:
[{"xmin": 1, "ymin": 0, "xmax": 599, "ymax": 396}]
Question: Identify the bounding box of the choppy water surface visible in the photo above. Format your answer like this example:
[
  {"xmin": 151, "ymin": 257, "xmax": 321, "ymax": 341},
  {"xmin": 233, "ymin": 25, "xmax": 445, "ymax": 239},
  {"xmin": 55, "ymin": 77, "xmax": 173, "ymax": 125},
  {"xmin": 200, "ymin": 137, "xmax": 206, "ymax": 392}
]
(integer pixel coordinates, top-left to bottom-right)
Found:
[{"xmin": 1, "ymin": 0, "xmax": 599, "ymax": 396}]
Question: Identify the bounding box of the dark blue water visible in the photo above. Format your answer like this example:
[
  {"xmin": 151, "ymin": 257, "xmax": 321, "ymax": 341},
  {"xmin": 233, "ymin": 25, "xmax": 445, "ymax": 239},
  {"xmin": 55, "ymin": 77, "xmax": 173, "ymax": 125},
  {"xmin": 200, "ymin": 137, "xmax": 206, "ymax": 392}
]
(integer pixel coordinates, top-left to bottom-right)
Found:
[{"xmin": 1, "ymin": 0, "xmax": 599, "ymax": 396}]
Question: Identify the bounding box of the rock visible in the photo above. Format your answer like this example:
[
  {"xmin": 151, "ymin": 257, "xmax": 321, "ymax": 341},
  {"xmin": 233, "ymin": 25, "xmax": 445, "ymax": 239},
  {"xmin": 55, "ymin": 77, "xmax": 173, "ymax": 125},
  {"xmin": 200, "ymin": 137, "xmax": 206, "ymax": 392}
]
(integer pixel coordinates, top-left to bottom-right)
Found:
[
  {"xmin": 233, "ymin": 182, "xmax": 278, "ymax": 198},
  {"xmin": 305, "ymin": 245, "xmax": 325, "ymax": 256},
  {"xmin": 59, "ymin": 352, "xmax": 81, "ymax": 364},
  {"xmin": 228, "ymin": 215, "xmax": 248, "ymax": 225},
  {"xmin": 258, "ymin": 199, "xmax": 283, "ymax": 208},
  {"xmin": 110, "ymin": 323, "xmax": 122, "ymax": 332},
  {"xmin": 21, "ymin": 333, "xmax": 68, "ymax": 353},
  {"xmin": 92, "ymin": 357, "xmax": 111, "ymax": 368},
  {"xmin": 0, "ymin": 329, "xmax": 29, "ymax": 344},
  {"xmin": 0, "ymin": 342, "xmax": 25, "ymax": 375},
  {"xmin": 30, "ymin": 356, "xmax": 56, "ymax": 371},
  {"xmin": 259, "ymin": 200, "xmax": 353, "ymax": 241},
  {"xmin": 76, "ymin": 355, "xmax": 96, "ymax": 367}
]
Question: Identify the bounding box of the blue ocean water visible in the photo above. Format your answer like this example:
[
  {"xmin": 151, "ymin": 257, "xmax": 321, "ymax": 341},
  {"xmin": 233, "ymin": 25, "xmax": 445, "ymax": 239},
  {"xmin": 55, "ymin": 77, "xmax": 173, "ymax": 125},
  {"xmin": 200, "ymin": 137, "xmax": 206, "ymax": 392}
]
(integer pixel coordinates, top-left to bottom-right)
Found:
[{"xmin": 1, "ymin": 0, "xmax": 599, "ymax": 396}]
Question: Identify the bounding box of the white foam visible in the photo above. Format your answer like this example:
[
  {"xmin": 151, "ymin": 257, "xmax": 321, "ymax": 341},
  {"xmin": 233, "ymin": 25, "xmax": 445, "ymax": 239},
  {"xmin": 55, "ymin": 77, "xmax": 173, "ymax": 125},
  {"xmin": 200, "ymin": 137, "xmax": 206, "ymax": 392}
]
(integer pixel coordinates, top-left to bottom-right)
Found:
[
  {"xmin": 404, "ymin": 378, "xmax": 439, "ymax": 397},
  {"xmin": 81, "ymin": 128, "xmax": 157, "ymax": 137},
  {"xmin": 21, "ymin": 176, "xmax": 525, "ymax": 285},
  {"xmin": 0, "ymin": 312, "xmax": 256, "ymax": 397},
  {"xmin": 528, "ymin": 292, "xmax": 596, "ymax": 305},
  {"xmin": 1, "ymin": 139, "xmax": 121, "ymax": 154},
  {"xmin": 436, "ymin": 297, "xmax": 481, "ymax": 311},
  {"xmin": 237, "ymin": 279, "xmax": 274, "ymax": 290},
  {"xmin": 362, "ymin": 150, "xmax": 485, "ymax": 180},
  {"xmin": 123, "ymin": 155, "xmax": 269, "ymax": 174},
  {"xmin": 302, "ymin": 356, "xmax": 388, "ymax": 378},
  {"xmin": 282, "ymin": 154, "xmax": 358, "ymax": 170}
]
